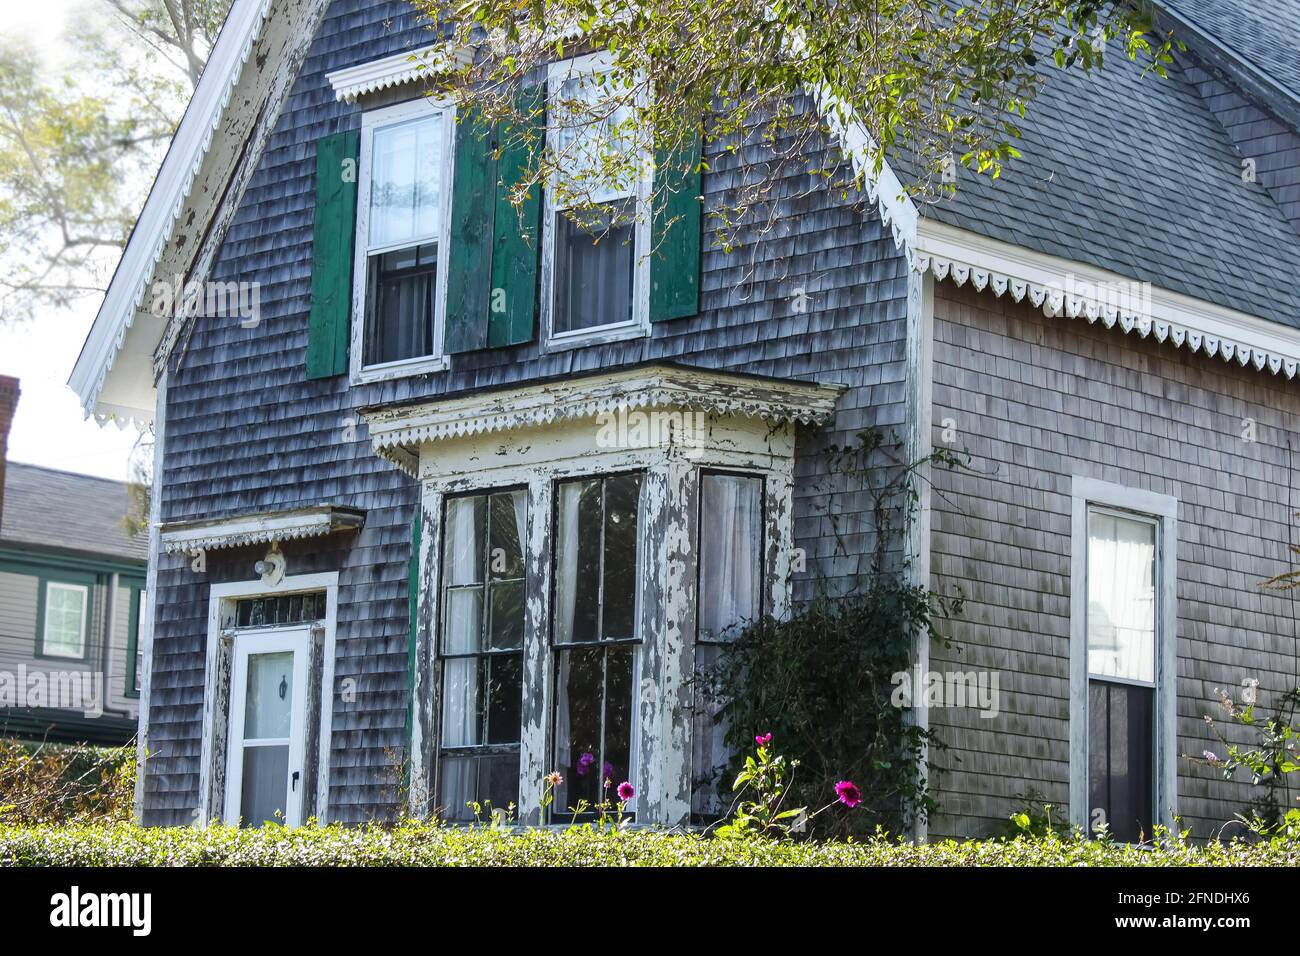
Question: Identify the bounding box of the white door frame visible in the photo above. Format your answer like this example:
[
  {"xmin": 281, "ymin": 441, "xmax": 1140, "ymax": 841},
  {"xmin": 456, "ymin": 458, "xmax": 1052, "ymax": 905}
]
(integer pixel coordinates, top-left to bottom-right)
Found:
[{"xmin": 224, "ymin": 627, "xmax": 311, "ymax": 827}]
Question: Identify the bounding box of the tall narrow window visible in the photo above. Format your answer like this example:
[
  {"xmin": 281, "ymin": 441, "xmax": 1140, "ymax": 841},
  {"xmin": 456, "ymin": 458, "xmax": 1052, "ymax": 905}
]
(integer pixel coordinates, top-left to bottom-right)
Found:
[
  {"xmin": 552, "ymin": 473, "xmax": 643, "ymax": 814},
  {"xmin": 1086, "ymin": 508, "xmax": 1157, "ymax": 842},
  {"xmin": 692, "ymin": 473, "xmax": 763, "ymax": 817},
  {"xmin": 360, "ymin": 103, "xmax": 450, "ymax": 368},
  {"xmin": 438, "ymin": 490, "xmax": 527, "ymax": 821},
  {"xmin": 42, "ymin": 581, "xmax": 89, "ymax": 660},
  {"xmin": 546, "ymin": 58, "xmax": 646, "ymax": 339}
]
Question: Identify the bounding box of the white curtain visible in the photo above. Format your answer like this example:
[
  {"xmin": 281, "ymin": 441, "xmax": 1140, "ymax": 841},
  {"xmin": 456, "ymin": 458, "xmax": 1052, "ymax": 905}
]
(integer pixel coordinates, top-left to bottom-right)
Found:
[
  {"xmin": 1087, "ymin": 511, "xmax": 1156, "ymax": 683},
  {"xmin": 442, "ymin": 497, "xmax": 482, "ymax": 748},
  {"xmin": 511, "ymin": 490, "xmax": 527, "ymax": 567},
  {"xmin": 698, "ymin": 475, "xmax": 762, "ymax": 638},
  {"xmin": 554, "ymin": 483, "xmax": 583, "ymax": 644}
]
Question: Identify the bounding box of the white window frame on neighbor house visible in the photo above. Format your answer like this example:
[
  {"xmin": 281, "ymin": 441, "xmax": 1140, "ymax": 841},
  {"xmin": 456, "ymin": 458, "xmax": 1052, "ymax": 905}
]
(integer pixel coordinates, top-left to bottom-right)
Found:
[
  {"xmin": 540, "ymin": 51, "xmax": 653, "ymax": 352},
  {"xmin": 350, "ymin": 96, "xmax": 456, "ymax": 384},
  {"xmin": 1068, "ymin": 475, "xmax": 1177, "ymax": 838},
  {"xmin": 41, "ymin": 581, "xmax": 90, "ymax": 660},
  {"xmin": 197, "ymin": 571, "xmax": 340, "ymax": 826}
]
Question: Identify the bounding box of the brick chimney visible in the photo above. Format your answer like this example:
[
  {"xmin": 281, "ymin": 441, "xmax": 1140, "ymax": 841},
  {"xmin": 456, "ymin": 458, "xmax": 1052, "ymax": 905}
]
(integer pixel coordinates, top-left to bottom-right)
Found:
[{"xmin": 0, "ymin": 376, "xmax": 18, "ymax": 535}]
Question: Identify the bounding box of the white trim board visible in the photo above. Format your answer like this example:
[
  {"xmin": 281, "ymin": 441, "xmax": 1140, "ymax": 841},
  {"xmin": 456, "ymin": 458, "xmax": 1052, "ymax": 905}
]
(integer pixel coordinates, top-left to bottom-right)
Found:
[
  {"xmin": 916, "ymin": 220, "xmax": 1300, "ymax": 380},
  {"xmin": 326, "ymin": 43, "xmax": 473, "ymax": 103},
  {"xmin": 160, "ymin": 505, "xmax": 365, "ymax": 554}
]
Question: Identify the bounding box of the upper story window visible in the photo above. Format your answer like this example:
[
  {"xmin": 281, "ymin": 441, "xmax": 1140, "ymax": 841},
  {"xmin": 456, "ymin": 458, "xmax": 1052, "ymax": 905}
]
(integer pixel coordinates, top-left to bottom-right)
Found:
[
  {"xmin": 543, "ymin": 54, "xmax": 650, "ymax": 347},
  {"xmin": 353, "ymin": 99, "xmax": 454, "ymax": 380}
]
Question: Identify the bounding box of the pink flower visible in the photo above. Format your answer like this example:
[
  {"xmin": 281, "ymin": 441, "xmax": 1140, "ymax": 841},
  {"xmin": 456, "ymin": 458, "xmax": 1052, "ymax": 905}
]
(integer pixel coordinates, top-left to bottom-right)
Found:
[
  {"xmin": 617, "ymin": 781, "xmax": 635, "ymax": 802},
  {"xmin": 545, "ymin": 771, "xmax": 563, "ymax": 788},
  {"xmin": 834, "ymin": 780, "xmax": 862, "ymax": 808},
  {"xmin": 1203, "ymin": 750, "xmax": 1220, "ymax": 764},
  {"xmin": 755, "ymin": 733, "xmax": 772, "ymax": 747}
]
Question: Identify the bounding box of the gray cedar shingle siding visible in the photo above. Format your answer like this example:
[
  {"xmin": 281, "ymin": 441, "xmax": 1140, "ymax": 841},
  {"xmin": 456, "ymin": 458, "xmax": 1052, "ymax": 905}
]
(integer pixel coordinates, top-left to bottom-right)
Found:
[
  {"xmin": 146, "ymin": 0, "xmax": 910, "ymax": 823},
  {"xmin": 926, "ymin": 280, "xmax": 1300, "ymax": 840}
]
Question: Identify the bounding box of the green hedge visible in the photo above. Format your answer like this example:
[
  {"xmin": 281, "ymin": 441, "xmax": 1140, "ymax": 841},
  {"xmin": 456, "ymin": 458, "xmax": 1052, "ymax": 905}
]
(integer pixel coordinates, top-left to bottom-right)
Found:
[{"xmin": 2, "ymin": 822, "xmax": 1299, "ymax": 866}]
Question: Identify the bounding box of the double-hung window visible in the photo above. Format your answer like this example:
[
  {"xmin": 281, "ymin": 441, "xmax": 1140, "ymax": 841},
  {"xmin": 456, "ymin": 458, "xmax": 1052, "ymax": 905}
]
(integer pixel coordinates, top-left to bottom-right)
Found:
[
  {"xmin": 1085, "ymin": 507, "xmax": 1157, "ymax": 842},
  {"xmin": 438, "ymin": 491, "xmax": 528, "ymax": 820},
  {"xmin": 551, "ymin": 473, "xmax": 643, "ymax": 814},
  {"xmin": 355, "ymin": 99, "xmax": 453, "ymax": 378},
  {"xmin": 544, "ymin": 55, "xmax": 650, "ymax": 345},
  {"xmin": 692, "ymin": 472, "xmax": 764, "ymax": 816}
]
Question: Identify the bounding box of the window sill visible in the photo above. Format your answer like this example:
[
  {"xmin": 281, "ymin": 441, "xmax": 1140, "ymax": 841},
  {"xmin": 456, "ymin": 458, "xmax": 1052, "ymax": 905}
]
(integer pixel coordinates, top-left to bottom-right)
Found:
[
  {"xmin": 545, "ymin": 322, "xmax": 647, "ymax": 353},
  {"xmin": 352, "ymin": 355, "xmax": 450, "ymax": 385}
]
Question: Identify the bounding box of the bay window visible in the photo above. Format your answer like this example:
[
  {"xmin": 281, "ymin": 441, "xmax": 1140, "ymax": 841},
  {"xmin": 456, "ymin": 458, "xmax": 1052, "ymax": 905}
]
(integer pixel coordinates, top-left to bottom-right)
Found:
[
  {"xmin": 551, "ymin": 474, "xmax": 643, "ymax": 813},
  {"xmin": 354, "ymin": 99, "xmax": 453, "ymax": 378},
  {"xmin": 544, "ymin": 55, "xmax": 649, "ymax": 344},
  {"xmin": 437, "ymin": 490, "xmax": 527, "ymax": 820}
]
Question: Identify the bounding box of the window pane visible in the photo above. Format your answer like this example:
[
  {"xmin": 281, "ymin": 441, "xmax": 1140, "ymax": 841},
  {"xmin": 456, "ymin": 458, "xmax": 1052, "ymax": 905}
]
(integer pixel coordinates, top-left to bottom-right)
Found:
[
  {"xmin": 441, "ymin": 657, "xmax": 481, "ymax": 747},
  {"xmin": 1088, "ymin": 680, "xmax": 1154, "ymax": 842},
  {"xmin": 44, "ymin": 584, "xmax": 86, "ymax": 657},
  {"xmin": 552, "ymin": 199, "xmax": 635, "ymax": 334},
  {"xmin": 364, "ymin": 243, "xmax": 437, "ymax": 365},
  {"xmin": 551, "ymin": 72, "xmax": 636, "ymax": 201},
  {"xmin": 601, "ymin": 643, "xmax": 635, "ymax": 794},
  {"xmin": 485, "ymin": 654, "xmax": 523, "ymax": 745},
  {"xmin": 369, "ymin": 114, "xmax": 443, "ymax": 249},
  {"xmin": 553, "ymin": 646, "xmax": 604, "ymax": 809},
  {"xmin": 601, "ymin": 473, "xmax": 642, "ymax": 641},
  {"xmin": 439, "ymin": 753, "xmax": 519, "ymax": 822},
  {"xmin": 488, "ymin": 579, "xmax": 524, "ymax": 650},
  {"xmin": 555, "ymin": 480, "xmax": 602, "ymax": 643},
  {"xmin": 699, "ymin": 474, "xmax": 763, "ymax": 639},
  {"xmin": 691, "ymin": 642, "xmax": 728, "ymax": 817},
  {"xmin": 488, "ymin": 492, "xmax": 526, "ymax": 580},
  {"xmin": 1087, "ymin": 511, "xmax": 1156, "ymax": 683},
  {"xmin": 446, "ymin": 496, "xmax": 486, "ymax": 586},
  {"xmin": 240, "ymin": 744, "xmax": 289, "ymax": 828},
  {"xmin": 244, "ymin": 651, "xmax": 294, "ymax": 740},
  {"xmin": 439, "ymin": 754, "xmax": 477, "ymax": 821}
]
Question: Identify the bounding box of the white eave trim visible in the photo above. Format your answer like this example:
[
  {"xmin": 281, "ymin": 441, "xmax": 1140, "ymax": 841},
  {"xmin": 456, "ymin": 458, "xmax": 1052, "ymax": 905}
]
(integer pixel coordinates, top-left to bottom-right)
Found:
[
  {"xmin": 915, "ymin": 219, "xmax": 1300, "ymax": 380},
  {"xmin": 160, "ymin": 505, "xmax": 365, "ymax": 553},
  {"xmin": 68, "ymin": 0, "xmax": 275, "ymax": 426},
  {"xmin": 359, "ymin": 364, "xmax": 846, "ymax": 475},
  {"xmin": 326, "ymin": 43, "xmax": 473, "ymax": 103}
]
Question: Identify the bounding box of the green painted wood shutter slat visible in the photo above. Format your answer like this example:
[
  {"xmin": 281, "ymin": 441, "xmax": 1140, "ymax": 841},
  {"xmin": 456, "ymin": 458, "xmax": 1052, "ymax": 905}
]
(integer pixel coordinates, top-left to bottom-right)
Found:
[
  {"xmin": 650, "ymin": 128, "xmax": 703, "ymax": 322},
  {"xmin": 306, "ymin": 130, "xmax": 360, "ymax": 379},
  {"xmin": 444, "ymin": 108, "xmax": 497, "ymax": 354},
  {"xmin": 488, "ymin": 85, "xmax": 545, "ymax": 349}
]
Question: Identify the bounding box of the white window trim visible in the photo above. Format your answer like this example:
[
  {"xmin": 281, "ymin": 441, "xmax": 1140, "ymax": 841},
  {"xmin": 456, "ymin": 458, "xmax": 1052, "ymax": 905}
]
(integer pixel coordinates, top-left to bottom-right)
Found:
[
  {"xmin": 540, "ymin": 51, "xmax": 652, "ymax": 352},
  {"xmin": 1069, "ymin": 476, "xmax": 1177, "ymax": 837},
  {"xmin": 198, "ymin": 571, "xmax": 340, "ymax": 825},
  {"xmin": 350, "ymin": 97, "xmax": 456, "ymax": 385},
  {"xmin": 42, "ymin": 581, "xmax": 89, "ymax": 660}
]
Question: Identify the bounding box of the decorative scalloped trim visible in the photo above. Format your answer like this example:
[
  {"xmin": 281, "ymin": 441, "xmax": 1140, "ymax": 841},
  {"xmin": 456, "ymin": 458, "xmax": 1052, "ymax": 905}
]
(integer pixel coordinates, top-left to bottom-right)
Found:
[
  {"xmin": 362, "ymin": 368, "xmax": 845, "ymax": 475},
  {"xmin": 160, "ymin": 506, "xmax": 364, "ymax": 553},
  {"xmin": 913, "ymin": 249, "xmax": 1300, "ymax": 380},
  {"xmin": 326, "ymin": 43, "xmax": 473, "ymax": 103}
]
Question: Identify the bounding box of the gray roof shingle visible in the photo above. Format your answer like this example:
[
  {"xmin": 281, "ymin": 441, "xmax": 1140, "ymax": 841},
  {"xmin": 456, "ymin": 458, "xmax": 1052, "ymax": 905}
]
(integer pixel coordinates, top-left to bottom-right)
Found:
[
  {"xmin": 1164, "ymin": 0, "xmax": 1300, "ymax": 103},
  {"xmin": 911, "ymin": 28, "xmax": 1300, "ymax": 328},
  {"xmin": 0, "ymin": 462, "xmax": 148, "ymax": 563}
]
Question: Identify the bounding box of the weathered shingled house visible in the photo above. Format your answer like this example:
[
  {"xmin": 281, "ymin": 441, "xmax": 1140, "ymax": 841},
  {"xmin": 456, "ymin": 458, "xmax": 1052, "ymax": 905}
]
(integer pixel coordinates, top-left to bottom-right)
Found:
[{"xmin": 69, "ymin": 0, "xmax": 1300, "ymax": 839}]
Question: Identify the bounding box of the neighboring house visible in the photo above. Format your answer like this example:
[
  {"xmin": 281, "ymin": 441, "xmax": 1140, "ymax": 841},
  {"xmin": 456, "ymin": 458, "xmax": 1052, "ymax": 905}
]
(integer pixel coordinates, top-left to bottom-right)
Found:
[
  {"xmin": 67, "ymin": 0, "xmax": 1300, "ymax": 838},
  {"xmin": 0, "ymin": 377, "xmax": 146, "ymax": 745}
]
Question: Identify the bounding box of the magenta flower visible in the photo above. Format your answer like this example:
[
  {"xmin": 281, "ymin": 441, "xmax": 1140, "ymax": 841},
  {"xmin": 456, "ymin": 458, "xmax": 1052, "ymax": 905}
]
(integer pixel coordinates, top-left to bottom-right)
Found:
[
  {"xmin": 834, "ymin": 780, "xmax": 862, "ymax": 808},
  {"xmin": 576, "ymin": 752, "xmax": 596, "ymax": 777},
  {"xmin": 602, "ymin": 761, "xmax": 615, "ymax": 784},
  {"xmin": 617, "ymin": 781, "xmax": 635, "ymax": 802},
  {"xmin": 755, "ymin": 733, "xmax": 772, "ymax": 747}
]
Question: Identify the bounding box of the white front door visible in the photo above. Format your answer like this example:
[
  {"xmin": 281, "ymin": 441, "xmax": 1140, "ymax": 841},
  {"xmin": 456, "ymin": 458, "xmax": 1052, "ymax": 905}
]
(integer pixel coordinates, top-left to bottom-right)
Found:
[{"xmin": 224, "ymin": 627, "xmax": 310, "ymax": 827}]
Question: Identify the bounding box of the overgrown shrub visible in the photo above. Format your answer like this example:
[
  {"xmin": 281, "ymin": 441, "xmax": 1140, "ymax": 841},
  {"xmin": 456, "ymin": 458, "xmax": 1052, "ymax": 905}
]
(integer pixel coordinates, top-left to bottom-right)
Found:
[
  {"xmin": 0, "ymin": 739, "xmax": 135, "ymax": 824},
  {"xmin": 2, "ymin": 821, "xmax": 1297, "ymax": 867}
]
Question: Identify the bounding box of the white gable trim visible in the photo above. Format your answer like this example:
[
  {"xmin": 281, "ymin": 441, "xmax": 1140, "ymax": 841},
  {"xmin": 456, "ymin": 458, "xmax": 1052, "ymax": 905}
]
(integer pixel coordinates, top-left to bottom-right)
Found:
[
  {"xmin": 68, "ymin": 0, "xmax": 276, "ymax": 428},
  {"xmin": 915, "ymin": 219, "xmax": 1300, "ymax": 379},
  {"xmin": 325, "ymin": 43, "xmax": 473, "ymax": 103},
  {"xmin": 159, "ymin": 505, "xmax": 365, "ymax": 553}
]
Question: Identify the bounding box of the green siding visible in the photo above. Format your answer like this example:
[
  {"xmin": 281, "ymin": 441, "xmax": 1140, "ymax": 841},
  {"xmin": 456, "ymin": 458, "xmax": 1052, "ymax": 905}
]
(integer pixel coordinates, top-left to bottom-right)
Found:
[
  {"xmin": 488, "ymin": 85, "xmax": 545, "ymax": 349},
  {"xmin": 306, "ymin": 130, "xmax": 360, "ymax": 379},
  {"xmin": 444, "ymin": 110, "xmax": 497, "ymax": 354},
  {"xmin": 650, "ymin": 129, "xmax": 703, "ymax": 322}
]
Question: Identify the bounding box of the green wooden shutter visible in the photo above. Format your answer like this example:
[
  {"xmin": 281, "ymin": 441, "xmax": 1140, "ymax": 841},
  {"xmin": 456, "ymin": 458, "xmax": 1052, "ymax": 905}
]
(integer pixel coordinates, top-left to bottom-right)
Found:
[
  {"xmin": 488, "ymin": 85, "xmax": 545, "ymax": 349},
  {"xmin": 444, "ymin": 109, "xmax": 497, "ymax": 354},
  {"xmin": 649, "ymin": 128, "xmax": 703, "ymax": 322},
  {"xmin": 306, "ymin": 130, "xmax": 360, "ymax": 379}
]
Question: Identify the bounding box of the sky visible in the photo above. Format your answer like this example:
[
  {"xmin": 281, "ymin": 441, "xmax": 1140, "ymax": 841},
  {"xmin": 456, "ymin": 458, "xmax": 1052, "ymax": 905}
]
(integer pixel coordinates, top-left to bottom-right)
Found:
[{"xmin": 0, "ymin": 1, "xmax": 145, "ymax": 481}]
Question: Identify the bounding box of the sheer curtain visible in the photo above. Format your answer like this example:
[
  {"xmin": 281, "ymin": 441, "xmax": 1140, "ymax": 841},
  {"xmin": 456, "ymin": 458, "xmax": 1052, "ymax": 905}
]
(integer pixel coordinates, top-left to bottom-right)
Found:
[
  {"xmin": 442, "ymin": 497, "xmax": 481, "ymax": 748},
  {"xmin": 552, "ymin": 483, "xmax": 584, "ymax": 775},
  {"xmin": 1086, "ymin": 511, "xmax": 1156, "ymax": 683},
  {"xmin": 693, "ymin": 474, "xmax": 762, "ymax": 814}
]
